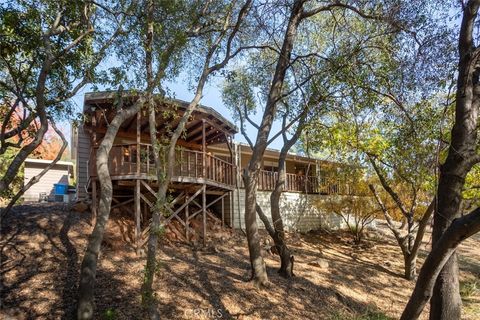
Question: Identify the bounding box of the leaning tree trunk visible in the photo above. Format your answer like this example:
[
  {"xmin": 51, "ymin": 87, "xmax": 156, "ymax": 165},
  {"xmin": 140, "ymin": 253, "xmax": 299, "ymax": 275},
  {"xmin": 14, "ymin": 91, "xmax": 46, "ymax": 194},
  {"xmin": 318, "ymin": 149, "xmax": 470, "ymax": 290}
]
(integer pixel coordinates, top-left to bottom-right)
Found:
[
  {"xmin": 403, "ymin": 201, "xmax": 434, "ymax": 281},
  {"xmin": 243, "ymin": 0, "xmax": 304, "ymax": 286},
  {"xmin": 268, "ymin": 114, "xmax": 306, "ymax": 278},
  {"xmin": 77, "ymin": 97, "xmax": 143, "ymax": 320},
  {"xmin": 429, "ymin": 1, "xmax": 480, "ymax": 319},
  {"xmin": 401, "ymin": 207, "xmax": 480, "ymax": 320}
]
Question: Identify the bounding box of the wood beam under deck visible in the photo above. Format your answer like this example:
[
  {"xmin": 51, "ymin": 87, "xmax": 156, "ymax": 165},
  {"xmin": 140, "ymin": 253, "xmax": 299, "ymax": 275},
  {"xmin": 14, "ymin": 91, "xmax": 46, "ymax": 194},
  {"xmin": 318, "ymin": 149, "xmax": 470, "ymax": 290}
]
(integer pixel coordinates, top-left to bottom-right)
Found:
[
  {"xmin": 88, "ymin": 187, "xmax": 231, "ymax": 251},
  {"xmin": 111, "ymin": 197, "xmax": 134, "ymax": 210},
  {"xmin": 106, "ymin": 176, "xmax": 232, "ymax": 250},
  {"xmin": 114, "ymin": 176, "xmax": 234, "ymax": 191},
  {"xmin": 87, "ymin": 102, "xmax": 235, "ymax": 251}
]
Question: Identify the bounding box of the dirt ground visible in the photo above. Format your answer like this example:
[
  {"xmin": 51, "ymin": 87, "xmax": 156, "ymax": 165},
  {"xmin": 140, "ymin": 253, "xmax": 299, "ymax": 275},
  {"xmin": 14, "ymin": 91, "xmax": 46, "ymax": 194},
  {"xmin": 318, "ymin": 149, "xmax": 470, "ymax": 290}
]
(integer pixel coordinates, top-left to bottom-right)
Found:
[{"xmin": 1, "ymin": 203, "xmax": 479, "ymax": 319}]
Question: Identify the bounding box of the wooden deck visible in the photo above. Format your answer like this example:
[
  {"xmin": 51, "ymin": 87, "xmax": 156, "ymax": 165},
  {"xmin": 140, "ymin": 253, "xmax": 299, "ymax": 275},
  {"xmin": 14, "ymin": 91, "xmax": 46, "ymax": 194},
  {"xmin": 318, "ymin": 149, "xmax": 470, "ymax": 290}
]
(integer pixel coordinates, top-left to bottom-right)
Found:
[{"xmin": 88, "ymin": 143, "xmax": 236, "ymax": 190}]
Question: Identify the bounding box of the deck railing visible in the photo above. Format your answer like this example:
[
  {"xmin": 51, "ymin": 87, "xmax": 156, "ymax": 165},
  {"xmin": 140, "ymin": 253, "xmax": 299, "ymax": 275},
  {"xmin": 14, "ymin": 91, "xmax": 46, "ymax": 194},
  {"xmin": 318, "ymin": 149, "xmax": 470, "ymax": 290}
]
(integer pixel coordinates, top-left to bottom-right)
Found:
[
  {"xmin": 89, "ymin": 143, "xmax": 357, "ymax": 194},
  {"xmin": 89, "ymin": 143, "xmax": 235, "ymax": 187},
  {"xmin": 257, "ymin": 170, "xmax": 356, "ymax": 195},
  {"xmin": 257, "ymin": 171, "xmax": 319, "ymax": 193}
]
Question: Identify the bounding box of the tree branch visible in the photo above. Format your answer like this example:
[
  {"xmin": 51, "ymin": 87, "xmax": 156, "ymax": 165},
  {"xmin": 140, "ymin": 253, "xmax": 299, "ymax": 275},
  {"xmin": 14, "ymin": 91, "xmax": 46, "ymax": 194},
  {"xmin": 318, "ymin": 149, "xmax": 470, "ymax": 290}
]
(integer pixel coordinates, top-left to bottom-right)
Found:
[
  {"xmin": 369, "ymin": 184, "xmax": 405, "ymax": 248},
  {"xmin": 368, "ymin": 156, "xmax": 410, "ymax": 217},
  {"xmin": 1, "ymin": 119, "xmax": 68, "ymax": 218},
  {"xmin": 401, "ymin": 206, "xmax": 480, "ymax": 320}
]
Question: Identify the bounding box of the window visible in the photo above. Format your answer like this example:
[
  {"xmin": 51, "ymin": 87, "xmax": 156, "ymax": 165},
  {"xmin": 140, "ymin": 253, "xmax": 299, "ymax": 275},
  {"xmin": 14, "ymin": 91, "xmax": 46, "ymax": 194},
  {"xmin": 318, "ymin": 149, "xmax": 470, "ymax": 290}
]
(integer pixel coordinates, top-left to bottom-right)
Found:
[
  {"xmin": 123, "ymin": 146, "xmax": 137, "ymax": 163},
  {"xmin": 264, "ymin": 165, "xmax": 278, "ymax": 172}
]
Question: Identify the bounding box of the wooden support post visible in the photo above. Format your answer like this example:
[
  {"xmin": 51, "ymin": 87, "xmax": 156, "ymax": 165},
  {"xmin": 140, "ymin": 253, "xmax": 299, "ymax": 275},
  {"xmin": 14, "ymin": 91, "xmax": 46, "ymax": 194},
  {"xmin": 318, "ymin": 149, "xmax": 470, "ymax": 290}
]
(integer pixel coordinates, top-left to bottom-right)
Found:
[
  {"xmin": 143, "ymin": 200, "xmax": 147, "ymax": 223},
  {"xmin": 202, "ymin": 119, "xmax": 206, "ymax": 178},
  {"xmin": 91, "ymin": 179, "xmax": 97, "ymax": 219},
  {"xmin": 91, "ymin": 110, "xmax": 98, "ymax": 147},
  {"xmin": 90, "ymin": 110, "xmax": 98, "ymax": 222},
  {"xmin": 135, "ymin": 179, "xmax": 141, "ymax": 254},
  {"xmin": 221, "ymin": 195, "xmax": 224, "ymax": 228},
  {"xmin": 136, "ymin": 111, "xmax": 141, "ymax": 176},
  {"xmin": 230, "ymin": 191, "xmax": 234, "ymax": 228},
  {"xmin": 202, "ymin": 184, "xmax": 206, "ymax": 247},
  {"xmin": 185, "ymin": 194, "xmax": 189, "ymax": 242}
]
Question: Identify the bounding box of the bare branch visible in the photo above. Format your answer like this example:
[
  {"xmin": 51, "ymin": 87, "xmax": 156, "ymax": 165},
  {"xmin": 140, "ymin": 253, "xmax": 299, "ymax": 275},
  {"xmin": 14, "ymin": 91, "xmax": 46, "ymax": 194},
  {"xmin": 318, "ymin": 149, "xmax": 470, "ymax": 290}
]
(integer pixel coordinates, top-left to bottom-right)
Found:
[
  {"xmin": 369, "ymin": 156, "xmax": 410, "ymax": 217},
  {"xmin": 369, "ymin": 184, "xmax": 407, "ymax": 251},
  {"xmin": 301, "ymin": 2, "xmax": 386, "ymax": 20}
]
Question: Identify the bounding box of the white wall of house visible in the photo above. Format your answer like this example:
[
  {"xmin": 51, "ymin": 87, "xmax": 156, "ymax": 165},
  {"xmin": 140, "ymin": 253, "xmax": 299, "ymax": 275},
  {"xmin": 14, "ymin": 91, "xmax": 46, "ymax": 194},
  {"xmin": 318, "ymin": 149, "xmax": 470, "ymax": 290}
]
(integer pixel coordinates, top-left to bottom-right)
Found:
[
  {"xmin": 229, "ymin": 189, "xmax": 373, "ymax": 232},
  {"xmin": 23, "ymin": 159, "xmax": 72, "ymax": 202}
]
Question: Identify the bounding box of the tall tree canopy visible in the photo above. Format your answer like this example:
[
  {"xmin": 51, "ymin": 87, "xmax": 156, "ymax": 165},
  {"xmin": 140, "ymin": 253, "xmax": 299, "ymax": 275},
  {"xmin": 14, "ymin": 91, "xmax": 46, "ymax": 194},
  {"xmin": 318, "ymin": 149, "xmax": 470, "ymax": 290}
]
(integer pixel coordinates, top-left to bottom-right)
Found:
[{"xmin": 0, "ymin": 0, "xmax": 129, "ymax": 199}]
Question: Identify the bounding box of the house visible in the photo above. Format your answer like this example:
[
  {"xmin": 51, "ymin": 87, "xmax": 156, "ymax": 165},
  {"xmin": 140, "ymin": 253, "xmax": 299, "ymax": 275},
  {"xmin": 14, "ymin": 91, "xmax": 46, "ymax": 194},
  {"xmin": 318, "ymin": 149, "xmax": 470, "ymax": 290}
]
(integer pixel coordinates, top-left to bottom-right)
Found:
[
  {"xmin": 72, "ymin": 91, "xmax": 359, "ymax": 248},
  {"xmin": 23, "ymin": 158, "xmax": 73, "ymax": 202}
]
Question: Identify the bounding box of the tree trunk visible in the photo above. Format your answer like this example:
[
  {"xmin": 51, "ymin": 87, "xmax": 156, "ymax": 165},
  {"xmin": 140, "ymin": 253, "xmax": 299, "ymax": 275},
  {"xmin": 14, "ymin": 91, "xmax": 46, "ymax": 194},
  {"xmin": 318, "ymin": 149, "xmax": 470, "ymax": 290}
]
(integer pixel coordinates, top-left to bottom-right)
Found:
[
  {"xmin": 243, "ymin": 0, "xmax": 304, "ymax": 286},
  {"xmin": 369, "ymin": 183, "xmax": 427, "ymax": 281},
  {"xmin": 270, "ymin": 139, "xmax": 298, "ymax": 278},
  {"xmin": 401, "ymin": 207, "xmax": 480, "ymax": 320},
  {"xmin": 430, "ymin": 256, "xmax": 461, "ymax": 320},
  {"xmin": 402, "ymin": 201, "xmax": 434, "ymax": 282},
  {"xmin": 244, "ymin": 171, "xmax": 269, "ymax": 286},
  {"xmin": 140, "ymin": 2, "xmax": 162, "ymax": 317},
  {"xmin": 429, "ymin": 2, "xmax": 480, "ymax": 319},
  {"xmin": 401, "ymin": 2, "xmax": 480, "ymax": 318},
  {"xmin": 255, "ymin": 199, "xmax": 293, "ymax": 278},
  {"xmin": 142, "ymin": 91, "xmax": 165, "ymax": 318},
  {"xmin": 271, "ymin": 183, "xmax": 292, "ymax": 278},
  {"xmin": 77, "ymin": 98, "xmax": 143, "ymax": 320},
  {"xmin": 277, "ymin": 241, "xmax": 294, "ymax": 277},
  {"xmin": 430, "ymin": 173, "xmax": 465, "ymax": 320},
  {"xmin": 404, "ymin": 253, "xmax": 416, "ymax": 281},
  {"xmin": 141, "ymin": 0, "xmax": 253, "ymax": 310}
]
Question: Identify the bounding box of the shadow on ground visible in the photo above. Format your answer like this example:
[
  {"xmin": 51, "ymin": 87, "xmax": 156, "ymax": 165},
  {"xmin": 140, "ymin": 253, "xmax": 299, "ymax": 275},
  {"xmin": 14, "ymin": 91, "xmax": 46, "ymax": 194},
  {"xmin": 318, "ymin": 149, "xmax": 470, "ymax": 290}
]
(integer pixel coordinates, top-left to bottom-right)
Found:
[
  {"xmin": 1, "ymin": 204, "xmax": 144, "ymax": 319},
  {"xmin": 3, "ymin": 204, "xmax": 478, "ymax": 319}
]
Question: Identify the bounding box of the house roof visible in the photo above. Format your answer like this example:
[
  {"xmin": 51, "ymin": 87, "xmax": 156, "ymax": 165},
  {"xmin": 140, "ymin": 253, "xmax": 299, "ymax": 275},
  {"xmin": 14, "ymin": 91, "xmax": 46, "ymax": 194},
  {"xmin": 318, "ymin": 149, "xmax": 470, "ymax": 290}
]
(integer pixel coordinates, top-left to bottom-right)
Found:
[
  {"xmin": 83, "ymin": 91, "xmax": 237, "ymax": 133},
  {"xmin": 82, "ymin": 91, "xmax": 237, "ymax": 146},
  {"xmin": 236, "ymin": 142, "xmax": 343, "ymax": 166},
  {"xmin": 25, "ymin": 158, "xmax": 74, "ymax": 166}
]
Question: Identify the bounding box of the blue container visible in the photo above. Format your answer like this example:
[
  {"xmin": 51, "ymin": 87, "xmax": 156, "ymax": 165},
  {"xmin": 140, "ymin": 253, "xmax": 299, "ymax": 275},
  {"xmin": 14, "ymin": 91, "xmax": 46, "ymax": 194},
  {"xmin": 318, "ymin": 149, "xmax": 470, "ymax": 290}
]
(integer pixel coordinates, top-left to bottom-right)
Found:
[{"xmin": 54, "ymin": 183, "xmax": 68, "ymax": 195}]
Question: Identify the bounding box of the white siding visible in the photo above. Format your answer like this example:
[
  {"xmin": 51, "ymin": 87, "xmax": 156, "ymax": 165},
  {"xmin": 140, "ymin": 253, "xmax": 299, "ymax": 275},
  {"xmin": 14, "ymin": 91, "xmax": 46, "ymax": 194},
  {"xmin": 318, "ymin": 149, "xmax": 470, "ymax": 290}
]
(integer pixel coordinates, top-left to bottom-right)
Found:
[
  {"xmin": 75, "ymin": 124, "xmax": 91, "ymax": 200},
  {"xmin": 230, "ymin": 189, "xmax": 374, "ymax": 232},
  {"xmin": 23, "ymin": 163, "xmax": 70, "ymax": 202}
]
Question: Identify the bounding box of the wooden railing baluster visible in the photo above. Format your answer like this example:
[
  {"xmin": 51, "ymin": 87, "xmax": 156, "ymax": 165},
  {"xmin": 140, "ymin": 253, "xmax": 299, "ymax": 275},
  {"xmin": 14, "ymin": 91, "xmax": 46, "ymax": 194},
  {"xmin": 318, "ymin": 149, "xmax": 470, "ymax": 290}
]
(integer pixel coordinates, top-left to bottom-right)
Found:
[{"xmin": 89, "ymin": 143, "xmax": 353, "ymax": 194}]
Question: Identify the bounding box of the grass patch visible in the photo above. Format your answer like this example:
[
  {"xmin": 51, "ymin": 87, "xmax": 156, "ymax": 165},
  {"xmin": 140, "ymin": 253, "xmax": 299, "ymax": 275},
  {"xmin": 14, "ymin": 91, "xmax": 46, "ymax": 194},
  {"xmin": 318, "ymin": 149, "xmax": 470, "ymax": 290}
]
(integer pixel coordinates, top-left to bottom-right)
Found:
[
  {"xmin": 102, "ymin": 308, "xmax": 117, "ymax": 320},
  {"xmin": 460, "ymin": 279, "xmax": 479, "ymax": 300},
  {"xmin": 329, "ymin": 309, "xmax": 393, "ymax": 320}
]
